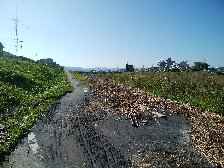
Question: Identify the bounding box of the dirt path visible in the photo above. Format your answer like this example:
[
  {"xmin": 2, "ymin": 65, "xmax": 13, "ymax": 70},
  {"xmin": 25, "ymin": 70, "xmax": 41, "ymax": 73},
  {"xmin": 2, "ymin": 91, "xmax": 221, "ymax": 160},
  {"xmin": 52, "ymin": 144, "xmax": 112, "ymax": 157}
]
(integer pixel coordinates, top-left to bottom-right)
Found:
[
  {"xmin": 1, "ymin": 72, "xmax": 214, "ymax": 168},
  {"xmin": 1, "ymin": 72, "xmax": 130, "ymax": 168}
]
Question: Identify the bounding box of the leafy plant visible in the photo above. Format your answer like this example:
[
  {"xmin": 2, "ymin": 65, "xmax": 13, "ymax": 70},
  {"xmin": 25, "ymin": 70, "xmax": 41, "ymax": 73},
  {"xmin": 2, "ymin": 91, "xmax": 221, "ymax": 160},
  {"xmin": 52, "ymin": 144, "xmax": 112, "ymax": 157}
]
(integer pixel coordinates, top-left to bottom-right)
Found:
[{"xmin": 0, "ymin": 56, "xmax": 73, "ymax": 157}]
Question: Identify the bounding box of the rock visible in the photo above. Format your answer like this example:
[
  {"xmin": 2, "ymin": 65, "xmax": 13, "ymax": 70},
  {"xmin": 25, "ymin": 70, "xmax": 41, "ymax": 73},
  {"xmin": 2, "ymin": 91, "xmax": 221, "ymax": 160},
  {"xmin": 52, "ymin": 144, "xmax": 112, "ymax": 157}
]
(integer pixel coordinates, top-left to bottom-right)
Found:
[
  {"xmin": 152, "ymin": 111, "xmax": 166, "ymax": 119},
  {"xmin": 0, "ymin": 124, "xmax": 5, "ymax": 130}
]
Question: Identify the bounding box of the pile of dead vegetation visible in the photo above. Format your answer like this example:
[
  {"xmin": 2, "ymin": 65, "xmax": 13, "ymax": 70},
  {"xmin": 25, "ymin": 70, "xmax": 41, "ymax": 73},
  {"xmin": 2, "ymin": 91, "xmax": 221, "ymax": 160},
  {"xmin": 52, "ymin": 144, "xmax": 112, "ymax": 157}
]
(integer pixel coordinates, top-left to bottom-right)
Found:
[{"xmin": 79, "ymin": 75, "xmax": 224, "ymax": 167}]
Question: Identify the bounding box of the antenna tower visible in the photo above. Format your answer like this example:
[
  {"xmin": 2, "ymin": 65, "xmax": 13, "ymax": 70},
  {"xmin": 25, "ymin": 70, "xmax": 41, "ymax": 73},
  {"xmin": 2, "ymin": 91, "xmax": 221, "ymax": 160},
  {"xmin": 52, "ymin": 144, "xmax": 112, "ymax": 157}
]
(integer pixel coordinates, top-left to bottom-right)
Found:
[{"xmin": 12, "ymin": 5, "xmax": 20, "ymax": 56}]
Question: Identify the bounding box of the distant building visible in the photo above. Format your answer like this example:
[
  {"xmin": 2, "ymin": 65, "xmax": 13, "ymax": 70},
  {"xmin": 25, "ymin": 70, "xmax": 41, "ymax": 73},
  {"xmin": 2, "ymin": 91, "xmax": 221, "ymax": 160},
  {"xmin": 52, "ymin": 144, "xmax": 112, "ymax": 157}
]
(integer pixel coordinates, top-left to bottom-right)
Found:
[
  {"xmin": 157, "ymin": 60, "xmax": 167, "ymax": 70},
  {"xmin": 148, "ymin": 66, "xmax": 159, "ymax": 72},
  {"xmin": 3, "ymin": 51, "xmax": 15, "ymax": 57},
  {"xmin": 216, "ymin": 67, "xmax": 224, "ymax": 72},
  {"xmin": 179, "ymin": 61, "xmax": 190, "ymax": 70},
  {"xmin": 38, "ymin": 58, "xmax": 54, "ymax": 64},
  {"xmin": 157, "ymin": 58, "xmax": 190, "ymax": 71},
  {"xmin": 166, "ymin": 58, "xmax": 175, "ymax": 69},
  {"xmin": 37, "ymin": 58, "xmax": 60, "ymax": 67},
  {"xmin": 0, "ymin": 42, "xmax": 4, "ymax": 55},
  {"xmin": 157, "ymin": 58, "xmax": 175, "ymax": 71},
  {"xmin": 2, "ymin": 51, "xmax": 34, "ymax": 63},
  {"xmin": 126, "ymin": 62, "xmax": 134, "ymax": 72}
]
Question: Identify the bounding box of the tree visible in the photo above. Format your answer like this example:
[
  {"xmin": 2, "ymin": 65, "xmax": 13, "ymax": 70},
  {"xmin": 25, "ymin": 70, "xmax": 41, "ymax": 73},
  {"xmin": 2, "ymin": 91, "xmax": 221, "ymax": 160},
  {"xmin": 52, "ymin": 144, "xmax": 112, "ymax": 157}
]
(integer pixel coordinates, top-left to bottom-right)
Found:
[{"xmin": 192, "ymin": 62, "xmax": 209, "ymax": 71}]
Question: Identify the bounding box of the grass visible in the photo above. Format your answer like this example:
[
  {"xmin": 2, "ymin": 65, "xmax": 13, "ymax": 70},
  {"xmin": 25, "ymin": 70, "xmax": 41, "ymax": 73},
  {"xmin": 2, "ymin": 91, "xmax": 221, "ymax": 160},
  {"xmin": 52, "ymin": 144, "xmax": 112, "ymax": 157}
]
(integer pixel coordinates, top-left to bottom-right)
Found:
[
  {"xmin": 0, "ymin": 55, "xmax": 73, "ymax": 157},
  {"xmin": 96, "ymin": 72, "xmax": 224, "ymax": 115},
  {"xmin": 69, "ymin": 70, "xmax": 92, "ymax": 87}
]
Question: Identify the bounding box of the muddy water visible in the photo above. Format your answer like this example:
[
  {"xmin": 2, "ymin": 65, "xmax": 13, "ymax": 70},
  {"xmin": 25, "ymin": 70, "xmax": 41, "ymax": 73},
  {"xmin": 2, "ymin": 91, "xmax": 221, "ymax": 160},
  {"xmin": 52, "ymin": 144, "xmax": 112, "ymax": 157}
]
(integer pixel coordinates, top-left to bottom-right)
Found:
[{"xmin": 1, "ymin": 72, "xmax": 213, "ymax": 168}]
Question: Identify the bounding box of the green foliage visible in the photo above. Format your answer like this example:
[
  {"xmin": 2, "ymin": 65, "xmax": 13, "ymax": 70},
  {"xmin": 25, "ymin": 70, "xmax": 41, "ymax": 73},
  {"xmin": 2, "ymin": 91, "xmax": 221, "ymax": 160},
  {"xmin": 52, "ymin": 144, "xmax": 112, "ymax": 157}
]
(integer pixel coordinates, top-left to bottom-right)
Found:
[
  {"xmin": 192, "ymin": 62, "xmax": 209, "ymax": 71},
  {"xmin": 98, "ymin": 72, "xmax": 224, "ymax": 115},
  {"xmin": 69, "ymin": 70, "xmax": 92, "ymax": 87},
  {"xmin": 0, "ymin": 56, "xmax": 73, "ymax": 156}
]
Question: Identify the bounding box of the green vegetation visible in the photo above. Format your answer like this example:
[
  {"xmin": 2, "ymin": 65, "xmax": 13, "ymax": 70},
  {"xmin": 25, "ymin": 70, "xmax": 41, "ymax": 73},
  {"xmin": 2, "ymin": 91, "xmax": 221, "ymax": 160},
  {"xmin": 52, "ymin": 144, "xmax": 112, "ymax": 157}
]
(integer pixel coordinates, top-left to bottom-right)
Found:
[
  {"xmin": 0, "ymin": 56, "xmax": 73, "ymax": 156},
  {"xmin": 192, "ymin": 62, "xmax": 209, "ymax": 71},
  {"xmin": 97, "ymin": 72, "xmax": 224, "ymax": 115},
  {"xmin": 69, "ymin": 70, "xmax": 92, "ymax": 87}
]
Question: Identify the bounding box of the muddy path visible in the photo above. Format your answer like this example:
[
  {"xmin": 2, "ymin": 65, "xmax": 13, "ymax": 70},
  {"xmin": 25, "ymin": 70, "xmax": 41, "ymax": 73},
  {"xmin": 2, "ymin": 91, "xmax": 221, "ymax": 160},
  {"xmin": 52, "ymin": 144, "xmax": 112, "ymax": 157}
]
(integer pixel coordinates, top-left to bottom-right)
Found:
[{"xmin": 1, "ymin": 72, "xmax": 214, "ymax": 167}]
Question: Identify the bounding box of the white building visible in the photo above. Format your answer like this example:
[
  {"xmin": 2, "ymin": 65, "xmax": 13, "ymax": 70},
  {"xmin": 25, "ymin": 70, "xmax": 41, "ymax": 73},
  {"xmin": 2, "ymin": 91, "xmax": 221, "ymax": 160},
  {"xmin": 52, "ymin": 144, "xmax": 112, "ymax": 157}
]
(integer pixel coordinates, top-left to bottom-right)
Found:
[
  {"xmin": 157, "ymin": 58, "xmax": 190, "ymax": 71},
  {"xmin": 179, "ymin": 61, "xmax": 190, "ymax": 70}
]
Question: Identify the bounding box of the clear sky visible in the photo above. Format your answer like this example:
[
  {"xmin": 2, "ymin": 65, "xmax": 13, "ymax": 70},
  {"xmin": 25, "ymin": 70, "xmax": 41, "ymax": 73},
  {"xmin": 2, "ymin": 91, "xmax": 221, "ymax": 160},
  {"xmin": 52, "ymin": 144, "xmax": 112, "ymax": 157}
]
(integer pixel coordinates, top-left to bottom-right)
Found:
[{"xmin": 0, "ymin": 0, "xmax": 224, "ymax": 68}]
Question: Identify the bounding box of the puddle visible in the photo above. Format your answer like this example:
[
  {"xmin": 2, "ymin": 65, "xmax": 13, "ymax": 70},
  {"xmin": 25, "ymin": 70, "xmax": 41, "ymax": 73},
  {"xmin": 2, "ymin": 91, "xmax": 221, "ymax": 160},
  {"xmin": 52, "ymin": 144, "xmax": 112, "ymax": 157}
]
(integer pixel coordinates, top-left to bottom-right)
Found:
[
  {"xmin": 28, "ymin": 132, "xmax": 39, "ymax": 154},
  {"xmin": 180, "ymin": 124, "xmax": 191, "ymax": 144},
  {"xmin": 83, "ymin": 88, "xmax": 89, "ymax": 93}
]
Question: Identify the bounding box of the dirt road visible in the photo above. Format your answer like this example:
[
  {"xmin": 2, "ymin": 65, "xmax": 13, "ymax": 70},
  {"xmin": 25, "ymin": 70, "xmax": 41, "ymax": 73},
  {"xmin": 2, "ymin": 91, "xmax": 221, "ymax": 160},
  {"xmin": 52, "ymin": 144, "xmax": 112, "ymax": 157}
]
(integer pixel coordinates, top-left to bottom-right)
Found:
[{"xmin": 1, "ymin": 72, "xmax": 213, "ymax": 167}]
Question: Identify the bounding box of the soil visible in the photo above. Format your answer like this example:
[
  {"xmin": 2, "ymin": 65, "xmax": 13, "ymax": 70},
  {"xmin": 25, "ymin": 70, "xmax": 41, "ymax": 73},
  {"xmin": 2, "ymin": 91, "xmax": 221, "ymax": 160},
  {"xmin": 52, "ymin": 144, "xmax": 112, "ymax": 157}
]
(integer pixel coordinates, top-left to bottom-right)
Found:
[{"xmin": 0, "ymin": 72, "xmax": 214, "ymax": 168}]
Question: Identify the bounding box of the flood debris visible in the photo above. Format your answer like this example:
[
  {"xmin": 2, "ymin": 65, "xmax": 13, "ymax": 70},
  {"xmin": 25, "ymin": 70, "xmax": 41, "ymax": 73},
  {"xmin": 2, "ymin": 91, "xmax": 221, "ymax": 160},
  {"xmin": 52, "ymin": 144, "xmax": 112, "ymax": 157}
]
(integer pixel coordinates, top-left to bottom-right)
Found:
[{"xmin": 76, "ymin": 75, "xmax": 224, "ymax": 167}]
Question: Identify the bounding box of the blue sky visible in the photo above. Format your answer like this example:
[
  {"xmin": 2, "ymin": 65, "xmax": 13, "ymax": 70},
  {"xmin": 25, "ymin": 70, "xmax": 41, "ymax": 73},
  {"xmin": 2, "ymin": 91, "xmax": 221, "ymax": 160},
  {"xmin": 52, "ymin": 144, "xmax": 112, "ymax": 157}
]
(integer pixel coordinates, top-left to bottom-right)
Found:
[{"xmin": 0, "ymin": 0, "xmax": 224, "ymax": 68}]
